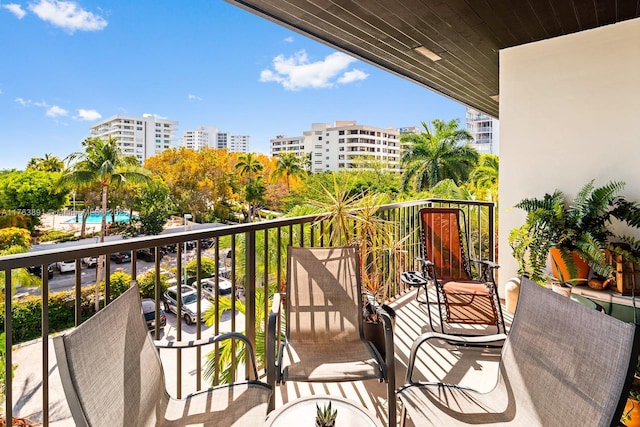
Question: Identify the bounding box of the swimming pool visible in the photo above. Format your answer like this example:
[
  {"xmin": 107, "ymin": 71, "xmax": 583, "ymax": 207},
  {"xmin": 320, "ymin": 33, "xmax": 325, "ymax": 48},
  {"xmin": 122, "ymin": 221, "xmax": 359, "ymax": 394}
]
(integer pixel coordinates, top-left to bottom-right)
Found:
[{"xmin": 65, "ymin": 212, "xmax": 135, "ymax": 223}]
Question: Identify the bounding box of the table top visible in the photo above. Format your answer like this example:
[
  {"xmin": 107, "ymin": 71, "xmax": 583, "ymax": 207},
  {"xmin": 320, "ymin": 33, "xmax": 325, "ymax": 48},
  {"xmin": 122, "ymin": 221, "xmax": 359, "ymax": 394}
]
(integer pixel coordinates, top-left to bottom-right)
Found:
[{"xmin": 264, "ymin": 395, "xmax": 383, "ymax": 427}]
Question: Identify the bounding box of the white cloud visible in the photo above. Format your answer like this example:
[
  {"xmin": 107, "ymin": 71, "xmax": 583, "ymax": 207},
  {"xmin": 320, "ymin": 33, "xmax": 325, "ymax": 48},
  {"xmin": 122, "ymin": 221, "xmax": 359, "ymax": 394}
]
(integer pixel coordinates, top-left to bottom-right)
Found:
[
  {"xmin": 76, "ymin": 109, "xmax": 101, "ymax": 120},
  {"xmin": 46, "ymin": 105, "xmax": 68, "ymax": 117},
  {"xmin": 260, "ymin": 50, "xmax": 367, "ymax": 90},
  {"xmin": 284, "ymin": 36, "xmax": 294, "ymax": 43},
  {"xmin": 29, "ymin": 0, "xmax": 107, "ymax": 34},
  {"xmin": 187, "ymin": 94, "xmax": 202, "ymax": 101},
  {"xmin": 33, "ymin": 100, "xmax": 50, "ymax": 108},
  {"xmin": 15, "ymin": 98, "xmax": 31, "ymax": 106},
  {"xmin": 337, "ymin": 69, "xmax": 369, "ymax": 84},
  {"xmin": 2, "ymin": 4, "xmax": 26, "ymax": 19}
]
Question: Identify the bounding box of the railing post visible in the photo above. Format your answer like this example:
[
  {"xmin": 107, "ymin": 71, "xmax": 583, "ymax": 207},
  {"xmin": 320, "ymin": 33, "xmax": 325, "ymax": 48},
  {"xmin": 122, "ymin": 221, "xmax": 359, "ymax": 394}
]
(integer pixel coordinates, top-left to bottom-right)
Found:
[
  {"xmin": 4, "ymin": 270, "xmax": 12, "ymax": 424},
  {"xmin": 245, "ymin": 230, "xmax": 256, "ymax": 379}
]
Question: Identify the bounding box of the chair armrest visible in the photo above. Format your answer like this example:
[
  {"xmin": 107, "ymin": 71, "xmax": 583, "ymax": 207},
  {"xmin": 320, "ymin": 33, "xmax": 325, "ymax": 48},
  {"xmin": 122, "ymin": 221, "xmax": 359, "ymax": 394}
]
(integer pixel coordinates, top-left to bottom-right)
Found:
[
  {"xmin": 154, "ymin": 332, "xmax": 260, "ymax": 381},
  {"xmin": 415, "ymin": 256, "xmax": 434, "ymax": 267},
  {"xmin": 400, "ymin": 271, "xmax": 428, "ymax": 286},
  {"xmin": 266, "ymin": 292, "xmax": 284, "ymax": 411},
  {"xmin": 471, "ymin": 259, "xmax": 500, "ymax": 269},
  {"xmin": 405, "ymin": 332, "xmax": 507, "ymax": 383}
]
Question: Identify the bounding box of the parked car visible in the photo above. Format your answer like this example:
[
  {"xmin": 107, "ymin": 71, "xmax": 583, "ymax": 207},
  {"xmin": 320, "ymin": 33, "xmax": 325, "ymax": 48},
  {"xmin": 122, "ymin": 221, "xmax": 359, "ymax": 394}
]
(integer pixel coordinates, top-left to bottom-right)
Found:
[
  {"xmin": 110, "ymin": 251, "xmax": 131, "ymax": 264},
  {"xmin": 162, "ymin": 285, "xmax": 213, "ymax": 325},
  {"xmin": 56, "ymin": 260, "xmax": 76, "ymax": 273},
  {"xmin": 135, "ymin": 249, "xmax": 155, "ymax": 262},
  {"xmin": 141, "ymin": 298, "xmax": 166, "ymax": 332},
  {"xmin": 202, "ymin": 276, "xmax": 233, "ymax": 300},
  {"xmin": 27, "ymin": 264, "xmax": 54, "ymax": 279},
  {"xmin": 82, "ymin": 256, "xmax": 98, "ymax": 268}
]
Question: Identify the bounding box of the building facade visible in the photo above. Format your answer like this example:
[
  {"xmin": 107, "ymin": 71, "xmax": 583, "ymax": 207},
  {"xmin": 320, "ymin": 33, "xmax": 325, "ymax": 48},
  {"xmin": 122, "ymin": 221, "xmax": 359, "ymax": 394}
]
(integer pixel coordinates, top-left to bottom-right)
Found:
[
  {"xmin": 271, "ymin": 121, "xmax": 400, "ymax": 173},
  {"xmin": 90, "ymin": 114, "xmax": 178, "ymax": 163},
  {"xmin": 180, "ymin": 127, "xmax": 249, "ymax": 153},
  {"xmin": 466, "ymin": 108, "xmax": 499, "ymax": 155}
]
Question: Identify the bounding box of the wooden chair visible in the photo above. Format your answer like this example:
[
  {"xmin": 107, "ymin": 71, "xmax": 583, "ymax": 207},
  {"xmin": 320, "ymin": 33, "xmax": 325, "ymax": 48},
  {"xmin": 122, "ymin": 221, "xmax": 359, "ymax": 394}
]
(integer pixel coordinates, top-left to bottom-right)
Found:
[
  {"xmin": 54, "ymin": 284, "xmax": 272, "ymax": 427},
  {"xmin": 397, "ymin": 276, "xmax": 640, "ymax": 426},
  {"xmin": 267, "ymin": 246, "xmax": 396, "ymax": 426},
  {"xmin": 401, "ymin": 207, "xmax": 506, "ymax": 335}
]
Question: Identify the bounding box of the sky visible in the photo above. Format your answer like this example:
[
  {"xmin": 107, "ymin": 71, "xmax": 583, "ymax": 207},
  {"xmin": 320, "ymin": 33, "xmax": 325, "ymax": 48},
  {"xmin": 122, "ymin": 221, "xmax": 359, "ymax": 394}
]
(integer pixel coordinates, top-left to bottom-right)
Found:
[{"xmin": 0, "ymin": 0, "xmax": 467, "ymax": 170}]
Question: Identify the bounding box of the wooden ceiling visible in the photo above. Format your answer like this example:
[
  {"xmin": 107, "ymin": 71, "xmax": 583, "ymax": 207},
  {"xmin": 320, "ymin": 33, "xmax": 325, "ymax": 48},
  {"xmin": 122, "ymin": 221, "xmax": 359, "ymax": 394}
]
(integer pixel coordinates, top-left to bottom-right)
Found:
[{"xmin": 225, "ymin": 0, "xmax": 640, "ymax": 118}]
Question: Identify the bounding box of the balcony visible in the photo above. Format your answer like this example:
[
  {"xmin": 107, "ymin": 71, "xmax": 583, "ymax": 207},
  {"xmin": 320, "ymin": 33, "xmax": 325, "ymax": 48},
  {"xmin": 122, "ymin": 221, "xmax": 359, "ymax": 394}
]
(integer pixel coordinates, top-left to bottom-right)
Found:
[{"xmin": 0, "ymin": 198, "xmax": 497, "ymax": 426}]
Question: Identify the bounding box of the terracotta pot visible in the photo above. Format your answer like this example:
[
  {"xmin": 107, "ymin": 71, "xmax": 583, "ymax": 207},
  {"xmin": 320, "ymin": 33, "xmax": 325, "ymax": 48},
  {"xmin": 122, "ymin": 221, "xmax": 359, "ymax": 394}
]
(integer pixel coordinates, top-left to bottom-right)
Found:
[
  {"xmin": 505, "ymin": 277, "xmax": 520, "ymax": 314},
  {"xmin": 622, "ymin": 398, "xmax": 640, "ymax": 426},
  {"xmin": 549, "ymin": 248, "xmax": 590, "ymax": 286}
]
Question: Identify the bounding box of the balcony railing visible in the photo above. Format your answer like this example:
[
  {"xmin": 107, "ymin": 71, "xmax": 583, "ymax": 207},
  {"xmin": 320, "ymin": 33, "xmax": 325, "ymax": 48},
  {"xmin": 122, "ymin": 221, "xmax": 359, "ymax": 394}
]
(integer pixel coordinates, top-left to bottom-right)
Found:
[{"xmin": 0, "ymin": 198, "xmax": 495, "ymax": 424}]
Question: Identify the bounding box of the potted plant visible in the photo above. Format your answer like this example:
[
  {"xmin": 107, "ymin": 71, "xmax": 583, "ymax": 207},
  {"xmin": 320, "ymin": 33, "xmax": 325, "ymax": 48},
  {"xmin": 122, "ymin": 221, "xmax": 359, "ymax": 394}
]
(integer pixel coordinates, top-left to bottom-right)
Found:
[
  {"xmin": 510, "ymin": 180, "xmax": 640, "ymax": 286},
  {"xmin": 316, "ymin": 402, "xmax": 337, "ymax": 427},
  {"xmin": 622, "ymin": 363, "xmax": 640, "ymax": 426}
]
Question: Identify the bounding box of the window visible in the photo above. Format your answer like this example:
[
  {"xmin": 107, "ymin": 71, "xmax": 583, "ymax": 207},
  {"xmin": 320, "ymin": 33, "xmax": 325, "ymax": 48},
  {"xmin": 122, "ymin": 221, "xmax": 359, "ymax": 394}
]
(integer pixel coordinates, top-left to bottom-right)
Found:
[{"xmin": 338, "ymin": 130, "xmax": 345, "ymax": 135}]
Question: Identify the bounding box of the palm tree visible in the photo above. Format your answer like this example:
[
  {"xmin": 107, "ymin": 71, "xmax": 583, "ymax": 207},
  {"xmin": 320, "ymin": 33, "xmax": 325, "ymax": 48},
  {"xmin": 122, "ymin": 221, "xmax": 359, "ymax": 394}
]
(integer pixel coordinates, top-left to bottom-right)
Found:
[
  {"xmin": 272, "ymin": 152, "xmax": 305, "ymax": 191},
  {"xmin": 400, "ymin": 119, "xmax": 479, "ymax": 191},
  {"xmin": 234, "ymin": 152, "xmax": 264, "ymax": 184},
  {"xmin": 470, "ymin": 153, "xmax": 499, "ymax": 201},
  {"xmin": 59, "ymin": 136, "xmax": 150, "ymax": 311},
  {"xmin": 27, "ymin": 153, "xmax": 65, "ymax": 172}
]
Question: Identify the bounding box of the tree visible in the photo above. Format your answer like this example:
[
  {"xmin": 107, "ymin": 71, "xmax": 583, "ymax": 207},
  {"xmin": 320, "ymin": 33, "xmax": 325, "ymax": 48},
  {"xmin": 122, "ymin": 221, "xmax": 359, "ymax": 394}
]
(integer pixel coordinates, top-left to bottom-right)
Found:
[
  {"xmin": 400, "ymin": 119, "xmax": 479, "ymax": 191},
  {"xmin": 243, "ymin": 177, "xmax": 266, "ymax": 223},
  {"xmin": 59, "ymin": 136, "xmax": 151, "ymax": 311},
  {"xmin": 470, "ymin": 153, "xmax": 499, "ymax": 201},
  {"xmin": 0, "ymin": 170, "xmax": 68, "ymax": 231},
  {"xmin": 145, "ymin": 147, "xmax": 236, "ymax": 221},
  {"xmin": 134, "ymin": 178, "xmax": 172, "ymax": 235},
  {"xmin": 26, "ymin": 153, "xmax": 65, "ymax": 172},
  {"xmin": 234, "ymin": 152, "xmax": 264, "ymax": 184},
  {"xmin": 272, "ymin": 153, "xmax": 305, "ymax": 191}
]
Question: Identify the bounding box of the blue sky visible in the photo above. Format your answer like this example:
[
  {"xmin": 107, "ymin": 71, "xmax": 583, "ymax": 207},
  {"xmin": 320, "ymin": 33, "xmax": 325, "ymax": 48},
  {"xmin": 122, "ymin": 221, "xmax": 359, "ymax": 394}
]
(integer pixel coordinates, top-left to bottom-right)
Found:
[{"xmin": 0, "ymin": 0, "xmax": 466, "ymax": 170}]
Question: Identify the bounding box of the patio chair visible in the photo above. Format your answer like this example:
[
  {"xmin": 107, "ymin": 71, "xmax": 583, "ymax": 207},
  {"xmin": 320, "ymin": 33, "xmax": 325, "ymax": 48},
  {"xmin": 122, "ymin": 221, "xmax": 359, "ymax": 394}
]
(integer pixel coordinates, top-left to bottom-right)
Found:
[
  {"xmin": 53, "ymin": 283, "xmax": 272, "ymax": 427},
  {"xmin": 401, "ymin": 207, "xmax": 506, "ymax": 335},
  {"xmin": 267, "ymin": 246, "xmax": 396, "ymax": 426},
  {"xmin": 397, "ymin": 276, "xmax": 640, "ymax": 426}
]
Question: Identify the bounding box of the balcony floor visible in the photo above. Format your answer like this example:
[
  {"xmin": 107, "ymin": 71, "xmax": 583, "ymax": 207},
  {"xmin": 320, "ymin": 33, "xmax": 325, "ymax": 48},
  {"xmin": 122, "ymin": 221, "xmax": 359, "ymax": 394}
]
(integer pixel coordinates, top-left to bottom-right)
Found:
[{"xmin": 11, "ymin": 286, "xmax": 512, "ymax": 426}]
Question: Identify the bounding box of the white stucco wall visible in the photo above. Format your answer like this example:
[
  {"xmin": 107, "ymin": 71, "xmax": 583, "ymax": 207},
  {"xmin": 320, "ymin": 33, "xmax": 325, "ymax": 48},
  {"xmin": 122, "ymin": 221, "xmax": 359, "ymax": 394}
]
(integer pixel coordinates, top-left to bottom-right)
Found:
[{"xmin": 498, "ymin": 18, "xmax": 640, "ymax": 289}]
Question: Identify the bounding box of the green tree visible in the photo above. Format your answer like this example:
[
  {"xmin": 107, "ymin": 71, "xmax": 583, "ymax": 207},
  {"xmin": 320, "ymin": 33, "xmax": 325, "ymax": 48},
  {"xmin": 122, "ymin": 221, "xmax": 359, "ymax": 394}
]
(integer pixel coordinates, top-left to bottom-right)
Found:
[
  {"xmin": 135, "ymin": 178, "xmax": 172, "ymax": 235},
  {"xmin": 243, "ymin": 177, "xmax": 266, "ymax": 223},
  {"xmin": 0, "ymin": 170, "xmax": 68, "ymax": 230},
  {"xmin": 400, "ymin": 119, "xmax": 479, "ymax": 191},
  {"xmin": 272, "ymin": 153, "xmax": 306, "ymax": 191},
  {"xmin": 235, "ymin": 152, "xmax": 264, "ymax": 184},
  {"xmin": 59, "ymin": 136, "xmax": 151, "ymax": 311},
  {"xmin": 0, "ymin": 227, "xmax": 31, "ymax": 251},
  {"xmin": 470, "ymin": 153, "xmax": 499, "ymax": 201},
  {"xmin": 26, "ymin": 153, "xmax": 65, "ymax": 172}
]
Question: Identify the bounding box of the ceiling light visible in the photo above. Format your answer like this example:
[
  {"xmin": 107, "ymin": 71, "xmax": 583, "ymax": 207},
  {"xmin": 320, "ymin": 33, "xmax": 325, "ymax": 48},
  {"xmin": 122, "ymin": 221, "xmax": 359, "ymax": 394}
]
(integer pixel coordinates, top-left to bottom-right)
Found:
[{"xmin": 413, "ymin": 46, "xmax": 442, "ymax": 62}]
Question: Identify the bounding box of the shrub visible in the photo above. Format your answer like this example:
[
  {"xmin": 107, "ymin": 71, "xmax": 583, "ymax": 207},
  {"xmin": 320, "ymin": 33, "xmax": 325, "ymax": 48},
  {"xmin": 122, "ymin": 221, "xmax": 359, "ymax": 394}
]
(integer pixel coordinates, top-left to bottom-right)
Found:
[
  {"xmin": 99, "ymin": 271, "xmax": 132, "ymax": 300},
  {"xmin": 137, "ymin": 270, "xmax": 170, "ymax": 299}
]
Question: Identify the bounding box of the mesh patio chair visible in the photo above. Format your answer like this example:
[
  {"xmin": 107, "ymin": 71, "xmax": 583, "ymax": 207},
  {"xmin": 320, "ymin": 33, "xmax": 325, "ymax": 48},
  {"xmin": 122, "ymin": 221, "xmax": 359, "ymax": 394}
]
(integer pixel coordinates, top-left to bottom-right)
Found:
[
  {"xmin": 397, "ymin": 276, "xmax": 640, "ymax": 426},
  {"xmin": 401, "ymin": 207, "xmax": 506, "ymax": 335},
  {"xmin": 267, "ymin": 246, "xmax": 396, "ymax": 426},
  {"xmin": 54, "ymin": 283, "xmax": 272, "ymax": 427}
]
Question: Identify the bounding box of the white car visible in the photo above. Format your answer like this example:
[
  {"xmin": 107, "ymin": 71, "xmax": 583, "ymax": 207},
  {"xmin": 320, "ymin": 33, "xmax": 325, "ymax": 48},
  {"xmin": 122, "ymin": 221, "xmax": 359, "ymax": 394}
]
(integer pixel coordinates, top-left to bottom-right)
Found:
[
  {"xmin": 57, "ymin": 260, "xmax": 76, "ymax": 273},
  {"xmin": 162, "ymin": 285, "xmax": 213, "ymax": 325},
  {"xmin": 202, "ymin": 276, "xmax": 233, "ymax": 300},
  {"xmin": 82, "ymin": 256, "xmax": 98, "ymax": 268}
]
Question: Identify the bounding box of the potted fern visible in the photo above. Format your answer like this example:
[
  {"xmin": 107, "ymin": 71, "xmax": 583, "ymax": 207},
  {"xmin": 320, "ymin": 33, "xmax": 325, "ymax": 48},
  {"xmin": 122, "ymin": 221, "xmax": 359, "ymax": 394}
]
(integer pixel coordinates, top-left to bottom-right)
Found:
[{"xmin": 511, "ymin": 180, "xmax": 640, "ymax": 286}]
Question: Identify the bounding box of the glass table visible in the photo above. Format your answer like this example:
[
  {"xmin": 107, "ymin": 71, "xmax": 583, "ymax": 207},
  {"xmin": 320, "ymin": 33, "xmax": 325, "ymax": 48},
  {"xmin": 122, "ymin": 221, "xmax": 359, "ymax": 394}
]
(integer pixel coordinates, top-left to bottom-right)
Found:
[{"xmin": 264, "ymin": 395, "xmax": 383, "ymax": 427}]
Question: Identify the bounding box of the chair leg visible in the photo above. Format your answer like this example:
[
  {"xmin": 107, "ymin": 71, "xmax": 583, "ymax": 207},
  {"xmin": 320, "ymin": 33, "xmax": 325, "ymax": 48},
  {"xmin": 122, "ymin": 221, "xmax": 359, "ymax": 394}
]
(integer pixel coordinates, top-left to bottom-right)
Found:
[
  {"xmin": 399, "ymin": 404, "xmax": 407, "ymax": 427},
  {"xmin": 387, "ymin": 379, "xmax": 396, "ymax": 427}
]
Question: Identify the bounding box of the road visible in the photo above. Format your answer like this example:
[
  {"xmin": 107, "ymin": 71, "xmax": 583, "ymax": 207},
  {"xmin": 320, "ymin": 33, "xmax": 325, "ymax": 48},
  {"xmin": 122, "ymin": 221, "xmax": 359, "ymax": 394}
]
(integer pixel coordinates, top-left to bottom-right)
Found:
[{"xmin": 15, "ymin": 246, "xmax": 226, "ymax": 297}]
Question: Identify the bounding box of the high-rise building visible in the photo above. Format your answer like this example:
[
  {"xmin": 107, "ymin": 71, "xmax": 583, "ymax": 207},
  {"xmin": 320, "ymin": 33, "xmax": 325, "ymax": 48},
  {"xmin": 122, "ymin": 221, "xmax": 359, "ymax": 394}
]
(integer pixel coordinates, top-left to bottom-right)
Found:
[
  {"xmin": 180, "ymin": 127, "xmax": 249, "ymax": 153},
  {"xmin": 182, "ymin": 126, "xmax": 219, "ymax": 150},
  {"xmin": 89, "ymin": 114, "xmax": 178, "ymax": 163},
  {"xmin": 271, "ymin": 121, "xmax": 401, "ymax": 173},
  {"xmin": 466, "ymin": 108, "xmax": 499, "ymax": 155}
]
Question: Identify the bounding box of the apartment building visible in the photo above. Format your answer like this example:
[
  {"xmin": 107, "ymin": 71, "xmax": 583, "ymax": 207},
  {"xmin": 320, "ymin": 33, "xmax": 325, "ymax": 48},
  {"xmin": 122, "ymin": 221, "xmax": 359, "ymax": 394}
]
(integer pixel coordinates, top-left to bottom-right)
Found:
[
  {"xmin": 90, "ymin": 114, "xmax": 178, "ymax": 163},
  {"xmin": 271, "ymin": 121, "xmax": 401, "ymax": 173},
  {"xmin": 180, "ymin": 127, "xmax": 249, "ymax": 153},
  {"xmin": 466, "ymin": 108, "xmax": 499, "ymax": 155}
]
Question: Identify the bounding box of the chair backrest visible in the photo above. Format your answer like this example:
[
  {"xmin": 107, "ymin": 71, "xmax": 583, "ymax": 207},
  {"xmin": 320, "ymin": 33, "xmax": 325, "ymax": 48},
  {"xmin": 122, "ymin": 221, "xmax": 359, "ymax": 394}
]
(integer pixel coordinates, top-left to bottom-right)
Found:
[
  {"xmin": 503, "ymin": 277, "xmax": 640, "ymax": 425},
  {"xmin": 286, "ymin": 246, "xmax": 364, "ymax": 343},
  {"xmin": 54, "ymin": 284, "xmax": 167, "ymax": 427},
  {"xmin": 419, "ymin": 207, "xmax": 472, "ymax": 281}
]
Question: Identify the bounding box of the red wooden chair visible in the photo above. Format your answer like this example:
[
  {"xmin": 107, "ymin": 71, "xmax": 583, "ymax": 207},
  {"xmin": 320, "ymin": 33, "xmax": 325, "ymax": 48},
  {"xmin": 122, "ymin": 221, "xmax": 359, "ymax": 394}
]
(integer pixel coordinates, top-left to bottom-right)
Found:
[{"xmin": 401, "ymin": 207, "xmax": 506, "ymax": 335}]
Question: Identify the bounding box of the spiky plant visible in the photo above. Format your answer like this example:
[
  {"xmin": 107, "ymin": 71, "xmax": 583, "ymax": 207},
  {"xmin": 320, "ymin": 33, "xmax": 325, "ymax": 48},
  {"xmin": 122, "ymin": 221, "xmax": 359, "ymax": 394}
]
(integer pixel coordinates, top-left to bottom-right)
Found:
[{"xmin": 315, "ymin": 402, "xmax": 337, "ymax": 427}]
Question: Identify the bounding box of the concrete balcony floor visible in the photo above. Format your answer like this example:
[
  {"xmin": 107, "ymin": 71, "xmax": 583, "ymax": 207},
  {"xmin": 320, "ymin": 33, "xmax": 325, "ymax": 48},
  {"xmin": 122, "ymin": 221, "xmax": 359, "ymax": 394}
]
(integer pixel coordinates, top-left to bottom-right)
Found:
[{"xmin": 11, "ymin": 286, "xmax": 512, "ymax": 426}]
